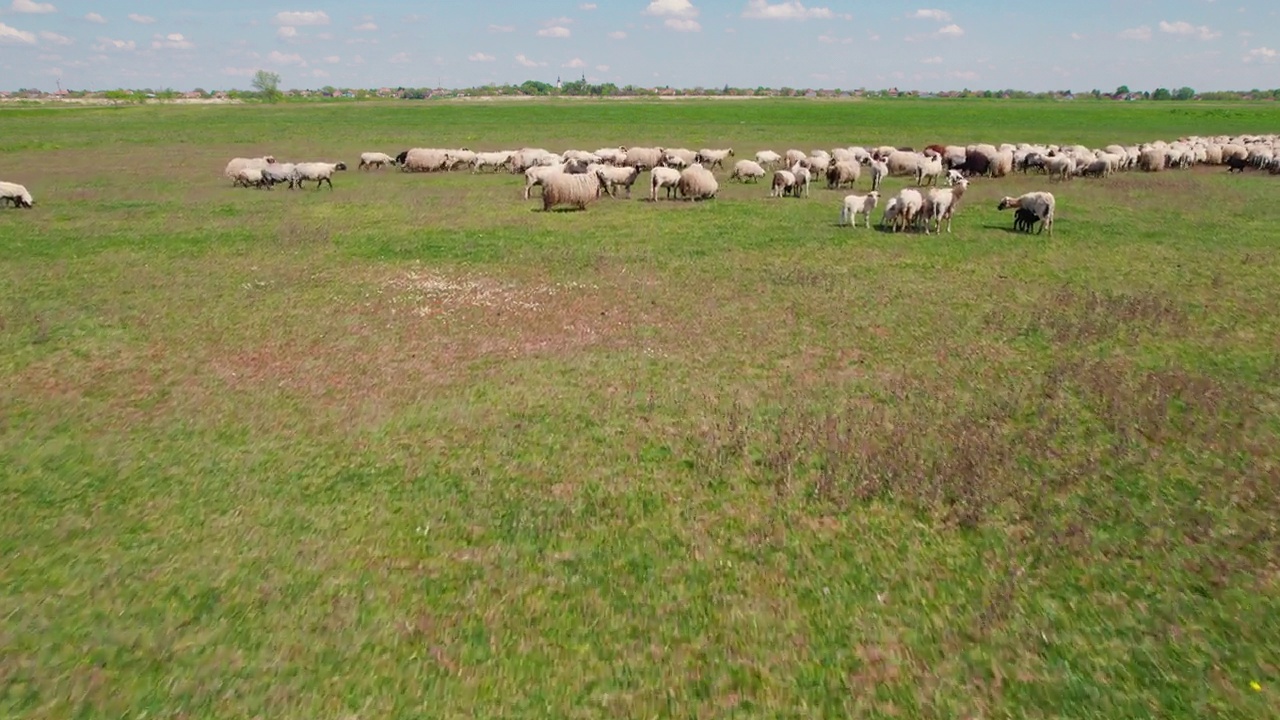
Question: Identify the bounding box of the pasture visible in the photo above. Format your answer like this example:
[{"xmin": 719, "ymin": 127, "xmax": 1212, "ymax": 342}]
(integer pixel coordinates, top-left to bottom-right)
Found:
[{"xmin": 2, "ymin": 98, "xmax": 1279, "ymax": 718}]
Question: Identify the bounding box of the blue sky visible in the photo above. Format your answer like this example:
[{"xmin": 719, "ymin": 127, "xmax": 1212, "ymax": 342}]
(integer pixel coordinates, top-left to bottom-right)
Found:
[{"xmin": 1, "ymin": 0, "xmax": 1277, "ymax": 91}]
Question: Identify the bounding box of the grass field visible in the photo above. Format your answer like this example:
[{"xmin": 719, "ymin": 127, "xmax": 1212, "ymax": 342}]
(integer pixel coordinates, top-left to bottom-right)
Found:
[{"xmin": 3, "ymin": 98, "xmax": 1280, "ymax": 718}]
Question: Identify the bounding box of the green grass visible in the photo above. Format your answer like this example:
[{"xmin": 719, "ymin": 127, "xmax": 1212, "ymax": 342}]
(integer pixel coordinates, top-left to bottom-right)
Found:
[{"xmin": 2, "ymin": 98, "xmax": 1279, "ymax": 718}]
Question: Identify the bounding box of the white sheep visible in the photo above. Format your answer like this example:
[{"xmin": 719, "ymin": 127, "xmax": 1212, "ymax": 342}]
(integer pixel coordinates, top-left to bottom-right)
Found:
[
  {"xmin": 784, "ymin": 149, "xmax": 807, "ymax": 167},
  {"xmin": 594, "ymin": 147, "xmax": 627, "ymax": 165},
  {"xmin": 444, "ymin": 148, "xmax": 478, "ymax": 171},
  {"xmin": 262, "ymin": 162, "xmax": 298, "ymax": 189},
  {"xmin": 224, "ymin": 155, "xmax": 276, "ymax": 182},
  {"xmin": 624, "ymin": 147, "xmax": 666, "ymax": 171},
  {"xmin": 839, "ymin": 191, "xmax": 879, "ymax": 228},
  {"xmin": 997, "ymin": 192, "xmax": 1055, "ymax": 236},
  {"xmin": 889, "ymin": 188, "xmax": 924, "ymax": 232},
  {"xmin": 915, "ymin": 154, "xmax": 945, "ymax": 186},
  {"xmin": 729, "ymin": 160, "xmax": 766, "ymax": 183},
  {"xmin": 678, "ymin": 163, "xmax": 719, "ymax": 201},
  {"xmin": 359, "ymin": 152, "xmax": 396, "ymax": 171},
  {"xmin": 790, "ymin": 163, "xmax": 812, "ymax": 198},
  {"xmin": 0, "ymin": 181, "xmax": 34, "ymax": 208},
  {"xmin": 650, "ymin": 166, "xmax": 682, "ymax": 201},
  {"xmin": 695, "ymin": 148, "xmax": 734, "ymax": 169},
  {"xmin": 398, "ymin": 148, "xmax": 449, "ymax": 173},
  {"xmin": 524, "ymin": 164, "xmax": 565, "ymax": 200},
  {"xmin": 664, "ymin": 148, "xmax": 698, "ymax": 167},
  {"xmin": 542, "ymin": 172, "xmax": 602, "ymax": 211},
  {"xmin": 923, "ymin": 177, "xmax": 969, "ymax": 234},
  {"xmin": 233, "ymin": 167, "xmax": 269, "ymax": 189},
  {"xmin": 755, "ymin": 150, "xmax": 783, "ymax": 168},
  {"xmin": 880, "ymin": 197, "xmax": 901, "ymax": 231},
  {"xmin": 770, "ymin": 170, "xmax": 796, "ymax": 198},
  {"xmin": 826, "ymin": 161, "xmax": 861, "ymax": 189},
  {"xmin": 593, "ymin": 164, "xmax": 641, "ymax": 198},
  {"xmin": 471, "ymin": 151, "xmax": 513, "ymax": 173},
  {"xmin": 294, "ymin": 161, "xmax": 348, "ymax": 190},
  {"xmin": 869, "ymin": 159, "xmax": 889, "ymax": 192}
]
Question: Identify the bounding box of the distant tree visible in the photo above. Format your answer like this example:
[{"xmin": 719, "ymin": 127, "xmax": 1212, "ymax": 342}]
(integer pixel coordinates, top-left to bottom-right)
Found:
[
  {"xmin": 252, "ymin": 70, "xmax": 283, "ymax": 103},
  {"xmin": 1115, "ymin": 85, "xmax": 1130, "ymax": 96},
  {"xmin": 1152, "ymin": 87, "xmax": 1172, "ymax": 100},
  {"xmin": 1175, "ymin": 86, "xmax": 1196, "ymax": 101}
]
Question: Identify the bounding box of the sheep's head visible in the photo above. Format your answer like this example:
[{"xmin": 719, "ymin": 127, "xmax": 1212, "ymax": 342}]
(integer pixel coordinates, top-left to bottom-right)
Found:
[
  {"xmin": 996, "ymin": 197, "xmax": 1016, "ymax": 211},
  {"xmin": 868, "ymin": 191, "xmax": 880, "ymax": 200},
  {"xmin": 263, "ymin": 156, "xmax": 277, "ymax": 164},
  {"xmin": 335, "ymin": 162, "xmax": 348, "ymax": 171}
]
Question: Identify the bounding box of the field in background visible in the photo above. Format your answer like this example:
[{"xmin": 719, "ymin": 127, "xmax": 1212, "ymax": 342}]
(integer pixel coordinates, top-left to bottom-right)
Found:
[{"xmin": 2, "ymin": 99, "xmax": 1279, "ymax": 718}]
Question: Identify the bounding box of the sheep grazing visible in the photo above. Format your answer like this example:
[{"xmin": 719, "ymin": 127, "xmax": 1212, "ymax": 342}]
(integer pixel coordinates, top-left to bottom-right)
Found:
[
  {"xmin": 541, "ymin": 172, "xmax": 602, "ymax": 212},
  {"xmin": 1013, "ymin": 207, "xmax": 1040, "ymax": 233},
  {"xmin": 594, "ymin": 165, "xmax": 641, "ymax": 198},
  {"xmin": 826, "ymin": 160, "xmax": 861, "ymax": 190},
  {"xmin": 923, "ymin": 177, "xmax": 969, "ymax": 234},
  {"xmin": 695, "ymin": 148, "xmax": 734, "ymax": 169},
  {"xmin": 790, "ymin": 164, "xmax": 812, "ymax": 198},
  {"xmin": 729, "ymin": 160, "xmax": 766, "ymax": 183},
  {"xmin": 755, "ymin": 150, "xmax": 783, "ymax": 168},
  {"xmin": 650, "ymin": 166, "xmax": 682, "ymax": 201},
  {"xmin": 997, "ymin": 192, "xmax": 1056, "ymax": 236},
  {"xmin": 771, "ymin": 170, "xmax": 797, "ymax": 198},
  {"xmin": 359, "ymin": 152, "xmax": 397, "ymax": 171},
  {"xmin": 0, "ymin": 181, "xmax": 35, "ymax": 208},
  {"xmin": 839, "ymin": 191, "xmax": 879, "ymax": 229},
  {"xmin": 224, "ymin": 156, "xmax": 276, "ymax": 184},
  {"xmin": 888, "ymin": 188, "xmax": 924, "ymax": 232},
  {"xmin": 294, "ymin": 161, "xmax": 348, "ymax": 190},
  {"xmin": 233, "ymin": 167, "xmax": 270, "ymax": 189},
  {"xmin": 869, "ymin": 159, "xmax": 888, "ymax": 192},
  {"xmin": 677, "ymin": 163, "xmax": 719, "ymax": 201}
]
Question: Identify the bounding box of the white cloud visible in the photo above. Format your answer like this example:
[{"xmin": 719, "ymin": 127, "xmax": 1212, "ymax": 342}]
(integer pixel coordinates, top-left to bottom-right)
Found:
[
  {"xmin": 273, "ymin": 11, "xmax": 329, "ymax": 26},
  {"xmin": 83, "ymin": 12, "xmax": 104, "ymax": 23},
  {"xmin": 488, "ymin": 24, "xmax": 515, "ymax": 32},
  {"xmin": 11, "ymin": 0, "xmax": 56, "ymax": 14},
  {"xmin": 0, "ymin": 21, "xmax": 36, "ymax": 43},
  {"xmin": 1243, "ymin": 46, "xmax": 1276, "ymax": 63},
  {"xmin": 580, "ymin": 2, "xmax": 597, "ymax": 9},
  {"xmin": 596, "ymin": 64, "xmax": 609, "ymax": 71},
  {"xmin": 544, "ymin": 16, "xmax": 574, "ymax": 25},
  {"xmin": 91, "ymin": 37, "xmax": 135, "ymax": 51},
  {"xmin": 608, "ymin": 30, "xmax": 626, "ymax": 39},
  {"xmin": 514, "ymin": 53, "xmax": 546, "ymax": 67},
  {"xmin": 910, "ymin": 8, "xmax": 951, "ymax": 21},
  {"xmin": 38, "ymin": 29, "xmax": 71, "ymax": 44},
  {"xmin": 267, "ymin": 50, "xmax": 306, "ymax": 65},
  {"xmin": 1070, "ymin": 32, "xmax": 1084, "ymax": 40},
  {"xmin": 389, "ymin": 51, "xmax": 410, "ymax": 63},
  {"xmin": 323, "ymin": 55, "xmax": 340, "ymax": 63},
  {"xmin": 354, "ymin": 22, "xmax": 377, "ymax": 31},
  {"xmin": 947, "ymin": 69, "xmax": 978, "ymax": 81},
  {"xmin": 644, "ymin": 0, "xmax": 698, "ymax": 18},
  {"xmin": 921, "ymin": 55, "xmax": 942, "ymax": 63},
  {"xmin": 468, "ymin": 52, "xmax": 494, "ymax": 61},
  {"xmin": 665, "ymin": 18, "xmax": 701, "ymax": 31},
  {"xmin": 152, "ymin": 32, "xmax": 193, "ymax": 49},
  {"xmin": 936, "ymin": 24, "xmax": 963, "ymax": 36},
  {"xmin": 1119, "ymin": 25, "xmax": 1152, "ymax": 41},
  {"xmin": 818, "ymin": 34, "xmax": 852, "ymax": 44},
  {"xmin": 277, "ymin": 26, "xmax": 298, "ymax": 38},
  {"xmin": 127, "ymin": 13, "xmax": 155, "ymax": 24},
  {"xmin": 742, "ymin": 0, "xmax": 832, "ymax": 20},
  {"xmin": 563, "ymin": 57, "xmax": 585, "ymax": 68},
  {"xmin": 311, "ymin": 68, "xmax": 329, "ymax": 77},
  {"xmin": 1158, "ymin": 20, "xmax": 1221, "ymax": 40},
  {"xmin": 222, "ymin": 66, "xmax": 256, "ymax": 77},
  {"xmin": 537, "ymin": 25, "xmax": 571, "ymax": 37}
]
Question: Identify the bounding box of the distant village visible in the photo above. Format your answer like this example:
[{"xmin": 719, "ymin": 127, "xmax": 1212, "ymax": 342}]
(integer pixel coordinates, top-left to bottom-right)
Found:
[{"xmin": 2, "ymin": 82, "xmax": 1277, "ymax": 104}]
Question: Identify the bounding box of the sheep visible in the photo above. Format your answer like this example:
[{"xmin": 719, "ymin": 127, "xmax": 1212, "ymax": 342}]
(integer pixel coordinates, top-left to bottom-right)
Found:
[
  {"xmin": 233, "ymin": 167, "xmax": 269, "ymax": 189},
  {"xmin": 923, "ymin": 177, "xmax": 969, "ymax": 234},
  {"xmin": 399, "ymin": 148, "xmax": 450, "ymax": 173},
  {"xmin": 224, "ymin": 155, "xmax": 276, "ymax": 182},
  {"xmin": 444, "ymin": 148, "xmax": 478, "ymax": 171},
  {"xmin": 542, "ymin": 172, "xmax": 602, "ymax": 212},
  {"xmin": 471, "ymin": 151, "xmax": 513, "ymax": 173},
  {"xmin": 650, "ymin": 166, "xmax": 682, "ymax": 201},
  {"xmin": 915, "ymin": 154, "xmax": 945, "ymax": 186},
  {"xmin": 359, "ymin": 152, "xmax": 397, "ymax": 171},
  {"xmin": 624, "ymin": 146, "xmax": 666, "ymax": 171},
  {"xmin": 261, "ymin": 162, "xmax": 298, "ymax": 189},
  {"xmin": 807, "ymin": 154, "xmax": 832, "ymax": 177},
  {"xmin": 784, "ymin": 149, "xmax": 808, "ymax": 168},
  {"xmin": 695, "ymin": 148, "xmax": 734, "ymax": 169},
  {"xmin": 1079, "ymin": 159, "xmax": 1109, "ymax": 178},
  {"xmin": 1013, "ymin": 207, "xmax": 1040, "ymax": 233},
  {"xmin": 664, "ymin": 148, "xmax": 698, "ymax": 168},
  {"xmin": 826, "ymin": 160, "xmax": 861, "ymax": 190},
  {"xmin": 0, "ymin": 181, "xmax": 34, "ymax": 208},
  {"xmin": 990, "ymin": 150, "xmax": 1015, "ymax": 178},
  {"xmin": 677, "ymin": 163, "xmax": 719, "ymax": 201},
  {"xmin": 884, "ymin": 150, "xmax": 923, "ymax": 178},
  {"xmin": 755, "ymin": 150, "xmax": 783, "ymax": 168},
  {"xmin": 790, "ymin": 163, "xmax": 812, "ymax": 198},
  {"xmin": 508, "ymin": 147, "xmax": 558, "ymax": 173},
  {"xmin": 294, "ymin": 161, "xmax": 348, "ymax": 190},
  {"xmin": 1043, "ymin": 155, "xmax": 1076, "ymax": 181},
  {"xmin": 561, "ymin": 149, "xmax": 601, "ymax": 165},
  {"xmin": 594, "ymin": 164, "xmax": 641, "ymax": 198},
  {"xmin": 594, "ymin": 147, "xmax": 627, "ymax": 165},
  {"xmin": 770, "ymin": 170, "xmax": 796, "ymax": 198},
  {"xmin": 869, "ymin": 159, "xmax": 889, "ymax": 192},
  {"xmin": 996, "ymin": 192, "xmax": 1055, "ymax": 236},
  {"xmin": 889, "ymin": 188, "xmax": 924, "ymax": 232},
  {"xmin": 660, "ymin": 152, "xmax": 689, "ymax": 169},
  {"xmin": 839, "ymin": 191, "xmax": 879, "ymax": 228},
  {"xmin": 945, "ymin": 169, "xmax": 965, "ymax": 186},
  {"xmin": 524, "ymin": 164, "xmax": 565, "ymax": 200},
  {"xmin": 1138, "ymin": 148, "xmax": 1166, "ymax": 172},
  {"xmin": 729, "ymin": 160, "xmax": 766, "ymax": 183}
]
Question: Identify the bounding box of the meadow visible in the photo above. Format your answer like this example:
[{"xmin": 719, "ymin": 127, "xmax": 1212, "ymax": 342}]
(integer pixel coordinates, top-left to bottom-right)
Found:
[{"xmin": 2, "ymin": 97, "xmax": 1279, "ymax": 718}]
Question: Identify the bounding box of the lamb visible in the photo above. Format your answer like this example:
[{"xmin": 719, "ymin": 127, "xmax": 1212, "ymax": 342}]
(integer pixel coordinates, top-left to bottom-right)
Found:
[
  {"xmin": 224, "ymin": 155, "xmax": 276, "ymax": 182},
  {"xmin": 0, "ymin": 181, "xmax": 34, "ymax": 208},
  {"xmin": 770, "ymin": 170, "xmax": 797, "ymax": 198},
  {"xmin": 695, "ymin": 148, "xmax": 734, "ymax": 169},
  {"xmin": 996, "ymin": 192, "xmax": 1055, "ymax": 236},
  {"xmin": 359, "ymin": 152, "xmax": 397, "ymax": 170},
  {"xmin": 444, "ymin": 148, "xmax": 478, "ymax": 171},
  {"xmin": 1079, "ymin": 159, "xmax": 1109, "ymax": 178},
  {"xmin": 542, "ymin": 172, "xmax": 602, "ymax": 212},
  {"xmin": 294, "ymin": 161, "xmax": 348, "ymax": 190},
  {"xmin": 879, "ymin": 197, "xmax": 901, "ymax": 231},
  {"xmin": 261, "ymin": 162, "xmax": 298, "ymax": 189},
  {"xmin": 650, "ymin": 167, "xmax": 682, "ymax": 201},
  {"xmin": 398, "ymin": 148, "xmax": 450, "ymax": 173},
  {"xmin": 594, "ymin": 164, "xmax": 641, "ymax": 198},
  {"xmin": 233, "ymin": 167, "xmax": 269, "ymax": 189},
  {"xmin": 869, "ymin": 159, "xmax": 889, "ymax": 192},
  {"xmin": 826, "ymin": 160, "xmax": 861, "ymax": 189},
  {"xmin": 471, "ymin": 151, "xmax": 514, "ymax": 173},
  {"xmin": 889, "ymin": 188, "xmax": 924, "ymax": 232},
  {"xmin": 915, "ymin": 154, "xmax": 945, "ymax": 186},
  {"xmin": 729, "ymin": 159, "xmax": 766, "ymax": 183},
  {"xmin": 1013, "ymin": 207, "xmax": 1039, "ymax": 233},
  {"xmin": 755, "ymin": 150, "xmax": 783, "ymax": 168},
  {"xmin": 923, "ymin": 177, "xmax": 969, "ymax": 234},
  {"xmin": 945, "ymin": 169, "xmax": 965, "ymax": 186},
  {"xmin": 839, "ymin": 191, "xmax": 879, "ymax": 228},
  {"xmin": 677, "ymin": 163, "xmax": 719, "ymax": 201}
]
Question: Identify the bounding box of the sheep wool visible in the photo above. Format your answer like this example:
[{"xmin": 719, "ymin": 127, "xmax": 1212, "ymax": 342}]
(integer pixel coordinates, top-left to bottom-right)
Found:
[
  {"xmin": 0, "ymin": 181, "xmax": 35, "ymax": 208},
  {"xmin": 730, "ymin": 160, "xmax": 766, "ymax": 183},
  {"xmin": 650, "ymin": 167, "xmax": 682, "ymax": 201},
  {"xmin": 542, "ymin": 172, "xmax": 602, "ymax": 211},
  {"xmin": 839, "ymin": 191, "xmax": 879, "ymax": 229},
  {"xmin": 359, "ymin": 152, "xmax": 396, "ymax": 170},
  {"xmin": 224, "ymin": 156, "xmax": 276, "ymax": 181},
  {"xmin": 294, "ymin": 162, "xmax": 348, "ymax": 190},
  {"xmin": 677, "ymin": 164, "xmax": 719, "ymax": 201},
  {"xmin": 997, "ymin": 192, "xmax": 1056, "ymax": 236}
]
